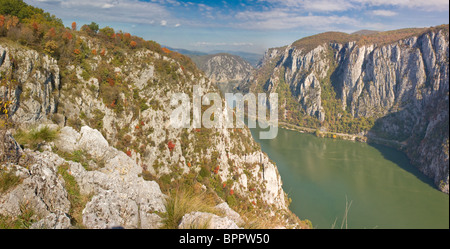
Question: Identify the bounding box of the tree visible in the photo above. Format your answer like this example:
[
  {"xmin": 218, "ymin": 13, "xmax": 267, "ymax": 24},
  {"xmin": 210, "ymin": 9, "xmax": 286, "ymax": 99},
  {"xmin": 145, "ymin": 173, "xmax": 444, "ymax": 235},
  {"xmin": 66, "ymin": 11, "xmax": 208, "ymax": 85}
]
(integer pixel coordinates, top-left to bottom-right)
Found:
[
  {"xmin": 71, "ymin": 21, "xmax": 76, "ymax": 31},
  {"xmin": 130, "ymin": 40, "xmax": 137, "ymax": 48},
  {"xmin": 99, "ymin": 26, "xmax": 114, "ymax": 38},
  {"xmin": 88, "ymin": 22, "xmax": 99, "ymax": 33},
  {"xmin": 6, "ymin": 16, "xmax": 19, "ymax": 30},
  {"xmin": 62, "ymin": 31, "xmax": 73, "ymax": 41},
  {"xmin": 45, "ymin": 27, "xmax": 56, "ymax": 38},
  {"xmin": 44, "ymin": 40, "xmax": 58, "ymax": 56}
]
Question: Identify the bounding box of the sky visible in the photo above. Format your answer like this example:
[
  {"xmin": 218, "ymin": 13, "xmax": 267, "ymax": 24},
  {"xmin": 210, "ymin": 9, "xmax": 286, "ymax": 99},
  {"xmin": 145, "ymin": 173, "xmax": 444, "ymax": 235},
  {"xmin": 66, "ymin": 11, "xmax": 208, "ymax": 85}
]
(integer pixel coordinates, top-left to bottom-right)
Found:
[{"xmin": 24, "ymin": 0, "xmax": 449, "ymax": 54}]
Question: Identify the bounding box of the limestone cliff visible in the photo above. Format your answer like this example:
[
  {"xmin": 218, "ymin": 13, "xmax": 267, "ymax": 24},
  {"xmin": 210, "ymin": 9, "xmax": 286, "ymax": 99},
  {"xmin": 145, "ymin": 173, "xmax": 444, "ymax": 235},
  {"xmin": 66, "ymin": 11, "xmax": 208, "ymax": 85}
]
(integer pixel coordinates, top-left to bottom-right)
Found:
[
  {"xmin": 0, "ymin": 35, "xmax": 301, "ymax": 228},
  {"xmin": 242, "ymin": 26, "xmax": 449, "ymax": 193}
]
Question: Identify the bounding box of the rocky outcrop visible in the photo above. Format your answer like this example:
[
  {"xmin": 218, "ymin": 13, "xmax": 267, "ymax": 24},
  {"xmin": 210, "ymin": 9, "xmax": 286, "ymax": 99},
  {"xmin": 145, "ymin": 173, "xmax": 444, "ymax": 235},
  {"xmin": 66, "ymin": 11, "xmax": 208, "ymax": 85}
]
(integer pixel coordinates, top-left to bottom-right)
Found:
[
  {"xmin": 0, "ymin": 44, "xmax": 60, "ymax": 125},
  {"xmin": 246, "ymin": 26, "xmax": 449, "ymax": 193},
  {"xmin": 0, "ymin": 31, "xmax": 299, "ymax": 228}
]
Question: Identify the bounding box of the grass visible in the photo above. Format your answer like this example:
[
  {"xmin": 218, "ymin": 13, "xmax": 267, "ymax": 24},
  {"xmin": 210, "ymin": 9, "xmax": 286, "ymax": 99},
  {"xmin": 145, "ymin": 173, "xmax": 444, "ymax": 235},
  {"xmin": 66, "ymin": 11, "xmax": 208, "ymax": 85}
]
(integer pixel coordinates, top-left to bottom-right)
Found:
[
  {"xmin": 0, "ymin": 202, "xmax": 37, "ymax": 229},
  {"xmin": 161, "ymin": 188, "xmax": 218, "ymax": 229},
  {"xmin": 0, "ymin": 169, "xmax": 22, "ymax": 194},
  {"xmin": 52, "ymin": 147, "xmax": 103, "ymax": 171},
  {"xmin": 57, "ymin": 163, "xmax": 92, "ymax": 228},
  {"xmin": 331, "ymin": 196, "xmax": 353, "ymax": 229},
  {"xmin": 14, "ymin": 126, "xmax": 59, "ymax": 150}
]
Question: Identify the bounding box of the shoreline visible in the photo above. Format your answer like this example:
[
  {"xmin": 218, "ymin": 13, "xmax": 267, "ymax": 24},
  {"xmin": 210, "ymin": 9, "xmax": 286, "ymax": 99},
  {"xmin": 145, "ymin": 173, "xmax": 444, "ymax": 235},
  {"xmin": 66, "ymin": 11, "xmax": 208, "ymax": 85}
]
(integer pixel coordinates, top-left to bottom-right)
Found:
[{"xmin": 278, "ymin": 121, "xmax": 407, "ymax": 151}]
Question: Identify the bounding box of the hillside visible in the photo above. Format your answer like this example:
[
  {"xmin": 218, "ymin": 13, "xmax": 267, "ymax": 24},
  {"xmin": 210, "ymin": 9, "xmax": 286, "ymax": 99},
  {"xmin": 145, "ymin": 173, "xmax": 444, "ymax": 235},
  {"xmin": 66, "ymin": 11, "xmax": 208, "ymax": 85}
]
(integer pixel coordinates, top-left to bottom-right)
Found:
[
  {"xmin": 0, "ymin": 1, "xmax": 306, "ymax": 229},
  {"xmin": 241, "ymin": 25, "xmax": 449, "ymax": 193},
  {"xmin": 191, "ymin": 53, "xmax": 254, "ymax": 93}
]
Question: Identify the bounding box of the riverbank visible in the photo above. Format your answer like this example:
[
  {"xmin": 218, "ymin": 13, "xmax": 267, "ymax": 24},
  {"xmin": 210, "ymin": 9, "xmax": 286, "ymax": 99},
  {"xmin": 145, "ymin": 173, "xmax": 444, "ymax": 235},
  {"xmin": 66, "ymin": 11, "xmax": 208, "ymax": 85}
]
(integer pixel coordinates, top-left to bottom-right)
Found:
[{"xmin": 278, "ymin": 122, "xmax": 406, "ymax": 151}]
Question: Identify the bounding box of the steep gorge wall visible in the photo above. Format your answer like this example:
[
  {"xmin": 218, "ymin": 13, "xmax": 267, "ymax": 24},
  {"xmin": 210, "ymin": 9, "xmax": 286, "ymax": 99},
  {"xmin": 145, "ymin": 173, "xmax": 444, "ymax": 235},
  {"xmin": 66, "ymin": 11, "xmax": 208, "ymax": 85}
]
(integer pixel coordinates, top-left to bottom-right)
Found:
[{"xmin": 245, "ymin": 27, "xmax": 449, "ymax": 193}]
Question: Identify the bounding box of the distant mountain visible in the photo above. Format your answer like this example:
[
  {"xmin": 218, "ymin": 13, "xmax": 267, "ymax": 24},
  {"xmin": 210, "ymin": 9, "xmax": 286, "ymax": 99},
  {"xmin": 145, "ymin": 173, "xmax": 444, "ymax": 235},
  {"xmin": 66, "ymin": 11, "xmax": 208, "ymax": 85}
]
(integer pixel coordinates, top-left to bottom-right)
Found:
[
  {"xmin": 191, "ymin": 53, "xmax": 254, "ymax": 93},
  {"xmin": 208, "ymin": 50, "xmax": 263, "ymax": 67},
  {"xmin": 164, "ymin": 46, "xmax": 263, "ymax": 67},
  {"xmin": 163, "ymin": 46, "xmax": 208, "ymax": 56}
]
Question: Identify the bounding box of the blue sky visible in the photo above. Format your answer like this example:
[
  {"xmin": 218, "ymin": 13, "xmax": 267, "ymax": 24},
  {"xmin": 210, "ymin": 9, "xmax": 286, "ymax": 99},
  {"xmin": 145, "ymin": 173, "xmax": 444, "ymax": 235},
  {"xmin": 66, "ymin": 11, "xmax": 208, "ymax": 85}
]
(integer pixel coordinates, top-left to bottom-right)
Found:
[{"xmin": 25, "ymin": 0, "xmax": 449, "ymax": 54}]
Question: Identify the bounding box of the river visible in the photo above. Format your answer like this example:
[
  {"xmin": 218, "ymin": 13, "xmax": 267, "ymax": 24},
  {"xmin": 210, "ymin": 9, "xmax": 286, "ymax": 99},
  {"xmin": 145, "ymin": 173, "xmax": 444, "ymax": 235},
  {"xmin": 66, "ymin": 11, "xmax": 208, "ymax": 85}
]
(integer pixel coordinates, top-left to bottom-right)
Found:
[{"xmin": 250, "ymin": 127, "xmax": 449, "ymax": 229}]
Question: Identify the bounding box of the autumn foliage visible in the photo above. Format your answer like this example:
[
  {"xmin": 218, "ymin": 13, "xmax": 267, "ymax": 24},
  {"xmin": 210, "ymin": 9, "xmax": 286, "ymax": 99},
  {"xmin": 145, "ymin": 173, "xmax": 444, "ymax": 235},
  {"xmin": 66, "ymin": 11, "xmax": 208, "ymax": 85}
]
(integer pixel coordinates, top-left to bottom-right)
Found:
[
  {"xmin": 130, "ymin": 40, "xmax": 137, "ymax": 48},
  {"xmin": 168, "ymin": 141, "xmax": 175, "ymax": 152},
  {"xmin": 162, "ymin": 47, "xmax": 171, "ymax": 54},
  {"xmin": 71, "ymin": 22, "xmax": 76, "ymax": 31},
  {"xmin": 62, "ymin": 31, "xmax": 72, "ymax": 41}
]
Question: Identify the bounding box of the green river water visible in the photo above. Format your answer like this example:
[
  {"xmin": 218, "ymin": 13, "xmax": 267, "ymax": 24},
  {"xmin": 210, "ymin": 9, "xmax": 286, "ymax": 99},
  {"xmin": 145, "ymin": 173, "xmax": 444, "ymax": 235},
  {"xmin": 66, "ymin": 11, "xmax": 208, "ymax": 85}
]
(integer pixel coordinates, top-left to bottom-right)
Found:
[{"xmin": 250, "ymin": 127, "xmax": 449, "ymax": 229}]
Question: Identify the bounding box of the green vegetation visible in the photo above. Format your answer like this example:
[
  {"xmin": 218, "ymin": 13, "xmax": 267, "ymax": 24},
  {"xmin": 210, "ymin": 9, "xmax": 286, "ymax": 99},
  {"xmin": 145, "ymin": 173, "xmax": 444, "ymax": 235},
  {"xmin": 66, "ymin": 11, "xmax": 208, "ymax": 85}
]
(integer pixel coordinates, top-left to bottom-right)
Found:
[
  {"xmin": 57, "ymin": 163, "xmax": 91, "ymax": 228},
  {"xmin": 14, "ymin": 126, "xmax": 59, "ymax": 150},
  {"xmin": 0, "ymin": 169, "xmax": 21, "ymax": 193},
  {"xmin": 0, "ymin": 202, "xmax": 37, "ymax": 229}
]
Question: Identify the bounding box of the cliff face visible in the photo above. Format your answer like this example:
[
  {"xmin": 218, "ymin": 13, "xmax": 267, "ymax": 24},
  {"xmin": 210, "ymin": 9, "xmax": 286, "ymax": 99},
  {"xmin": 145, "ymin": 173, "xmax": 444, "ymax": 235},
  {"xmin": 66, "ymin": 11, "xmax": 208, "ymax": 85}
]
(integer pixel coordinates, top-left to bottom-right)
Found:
[
  {"xmin": 192, "ymin": 53, "xmax": 254, "ymax": 93},
  {"xmin": 0, "ymin": 35, "xmax": 301, "ymax": 228},
  {"xmin": 244, "ymin": 26, "xmax": 449, "ymax": 193}
]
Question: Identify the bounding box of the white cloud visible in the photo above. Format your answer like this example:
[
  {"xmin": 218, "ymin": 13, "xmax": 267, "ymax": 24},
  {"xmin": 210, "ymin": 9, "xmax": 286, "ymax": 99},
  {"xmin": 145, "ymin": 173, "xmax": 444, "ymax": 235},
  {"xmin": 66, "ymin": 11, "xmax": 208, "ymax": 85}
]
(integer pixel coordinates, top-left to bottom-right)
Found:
[
  {"xmin": 161, "ymin": 20, "xmax": 167, "ymax": 26},
  {"xmin": 371, "ymin": 10, "xmax": 398, "ymax": 16},
  {"xmin": 25, "ymin": 0, "xmax": 175, "ymax": 26},
  {"xmin": 175, "ymin": 23, "xmax": 181, "ymax": 27},
  {"xmin": 260, "ymin": 0, "xmax": 449, "ymax": 12}
]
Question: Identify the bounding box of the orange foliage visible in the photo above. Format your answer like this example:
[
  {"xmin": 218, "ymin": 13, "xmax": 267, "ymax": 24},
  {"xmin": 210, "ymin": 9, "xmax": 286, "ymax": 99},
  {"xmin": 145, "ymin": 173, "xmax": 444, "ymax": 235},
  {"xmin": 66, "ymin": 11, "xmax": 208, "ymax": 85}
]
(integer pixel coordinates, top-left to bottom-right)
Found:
[
  {"xmin": 72, "ymin": 22, "xmax": 77, "ymax": 31},
  {"xmin": 230, "ymin": 189, "xmax": 234, "ymax": 195},
  {"xmin": 0, "ymin": 15, "xmax": 4, "ymax": 28},
  {"xmin": 73, "ymin": 49, "xmax": 81, "ymax": 55},
  {"xmin": 32, "ymin": 22, "xmax": 39, "ymax": 31},
  {"xmin": 130, "ymin": 41, "xmax": 137, "ymax": 48},
  {"xmin": 100, "ymin": 48, "xmax": 106, "ymax": 56},
  {"xmin": 107, "ymin": 78, "xmax": 115, "ymax": 86},
  {"xmin": 126, "ymin": 150, "xmax": 132, "ymax": 157},
  {"xmin": 6, "ymin": 16, "xmax": 19, "ymax": 30},
  {"xmin": 46, "ymin": 27, "xmax": 56, "ymax": 38},
  {"xmin": 168, "ymin": 141, "xmax": 176, "ymax": 152},
  {"xmin": 213, "ymin": 166, "xmax": 220, "ymax": 174},
  {"xmin": 162, "ymin": 47, "xmax": 171, "ymax": 54},
  {"xmin": 62, "ymin": 31, "xmax": 73, "ymax": 41},
  {"xmin": 187, "ymin": 162, "xmax": 191, "ymax": 167},
  {"xmin": 124, "ymin": 33, "xmax": 131, "ymax": 39},
  {"xmin": 92, "ymin": 49, "xmax": 97, "ymax": 55}
]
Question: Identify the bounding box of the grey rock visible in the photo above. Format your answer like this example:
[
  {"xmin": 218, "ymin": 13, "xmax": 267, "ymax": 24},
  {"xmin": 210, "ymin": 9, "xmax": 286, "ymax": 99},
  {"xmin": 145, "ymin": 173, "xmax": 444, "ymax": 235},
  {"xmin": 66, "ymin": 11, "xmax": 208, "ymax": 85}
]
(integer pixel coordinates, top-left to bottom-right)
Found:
[{"xmin": 178, "ymin": 212, "xmax": 241, "ymax": 229}]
